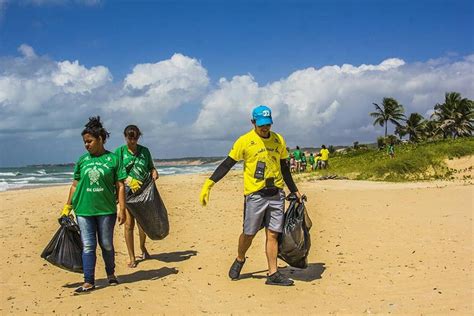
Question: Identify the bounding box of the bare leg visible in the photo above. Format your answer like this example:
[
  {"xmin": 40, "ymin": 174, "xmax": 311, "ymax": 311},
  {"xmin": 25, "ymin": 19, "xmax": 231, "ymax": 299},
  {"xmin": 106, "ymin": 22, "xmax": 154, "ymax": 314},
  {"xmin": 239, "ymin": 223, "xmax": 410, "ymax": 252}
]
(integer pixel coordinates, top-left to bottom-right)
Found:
[
  {"xmin": 265, "ymin": 228, "xmax": 279, "ymax": 275},
  {"xmin": 137, "ymin": 223, "xmax": 149, "ymax": 259},
  {"xmin": 237, "ymin": 233, "xmax": 255, "ymax": 262},
  {"xmin": 124, "ymin": 208, "xmax": 137, "ymax": 268}
]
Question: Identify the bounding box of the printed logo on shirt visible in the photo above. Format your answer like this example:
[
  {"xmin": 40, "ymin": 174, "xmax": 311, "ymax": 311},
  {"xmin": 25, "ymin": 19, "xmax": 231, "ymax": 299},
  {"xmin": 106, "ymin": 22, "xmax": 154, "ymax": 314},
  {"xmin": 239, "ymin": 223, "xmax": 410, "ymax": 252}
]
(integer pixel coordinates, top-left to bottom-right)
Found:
[{"xmin": 88, "ymin": 166, "xmax": 104, "ymax": 186}]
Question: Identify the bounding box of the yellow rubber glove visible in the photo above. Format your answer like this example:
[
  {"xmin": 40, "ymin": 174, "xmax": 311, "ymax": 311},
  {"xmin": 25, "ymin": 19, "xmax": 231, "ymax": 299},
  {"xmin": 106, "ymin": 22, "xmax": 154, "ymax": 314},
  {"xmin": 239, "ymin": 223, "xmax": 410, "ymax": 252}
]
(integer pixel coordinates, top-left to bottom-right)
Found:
[
  {"xmin": 128, "ymin": 178, "xmax": 143, "ymax": 193},
  {"xmin": 199, "ymin": 179, "xmax": 215, "ymax": 206},
  {"xmin": 60, "ymin": 204, "xmax": 72, "ymax": 217}
]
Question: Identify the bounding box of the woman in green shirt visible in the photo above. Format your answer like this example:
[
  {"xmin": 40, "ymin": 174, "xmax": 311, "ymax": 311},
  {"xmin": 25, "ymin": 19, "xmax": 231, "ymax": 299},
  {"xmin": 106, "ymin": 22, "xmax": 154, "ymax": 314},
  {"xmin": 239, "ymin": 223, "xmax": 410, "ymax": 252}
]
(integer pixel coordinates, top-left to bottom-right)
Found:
[
  {"xmin": 60, "ymin": 116, "xmax": 127, "ymax": 293},
  {"xmin": 115, "ymin": 125, "xmax": 159, "ymax": 268}
]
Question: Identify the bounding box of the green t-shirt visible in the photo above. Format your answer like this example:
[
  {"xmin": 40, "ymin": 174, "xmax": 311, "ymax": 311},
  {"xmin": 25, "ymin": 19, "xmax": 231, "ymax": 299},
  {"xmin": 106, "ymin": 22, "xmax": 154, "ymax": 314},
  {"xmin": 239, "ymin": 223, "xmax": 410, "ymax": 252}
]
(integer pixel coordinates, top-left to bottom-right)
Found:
[
  {"xmin": 293, "ymin": 149, "xmax": 302, "ymax": 160},
  {"xmin": 309, "ymin": 155, "xmax": 315, "ymax": 164},
  {"xmin": 72, "ymin": 151, "xmax": 127, "ymax": 216},
  {"xmin": 301, "ymin": 155, "xmax": 307, "ymax": 163},
  {"xmin": 114, "ymin": 144, "xmax": 154, "ymax": 182}
]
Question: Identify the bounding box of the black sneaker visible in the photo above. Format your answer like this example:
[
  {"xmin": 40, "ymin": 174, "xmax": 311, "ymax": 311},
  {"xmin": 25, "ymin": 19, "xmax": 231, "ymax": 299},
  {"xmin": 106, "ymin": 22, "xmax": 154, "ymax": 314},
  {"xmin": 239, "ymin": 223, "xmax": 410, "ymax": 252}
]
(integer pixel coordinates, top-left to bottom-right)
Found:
[
  {"xmin": 265, "ymin": 271, "xmax": 294, "ymax": 286},
  {"xmin": 228, "ymin": 258, "xmax": 245, "ymax": 280},
  {"xmin": 107, "ymin": 275, "xmax": 119, "ymax": 286}
]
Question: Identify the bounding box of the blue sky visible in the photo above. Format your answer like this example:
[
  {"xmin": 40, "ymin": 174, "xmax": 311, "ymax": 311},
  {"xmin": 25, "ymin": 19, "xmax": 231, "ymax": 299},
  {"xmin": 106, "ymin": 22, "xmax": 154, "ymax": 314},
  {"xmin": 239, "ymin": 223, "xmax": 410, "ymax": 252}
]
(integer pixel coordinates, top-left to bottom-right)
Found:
[{"xmin": 0, "ymin": 0, "xmax": 473, "ymax": 166}]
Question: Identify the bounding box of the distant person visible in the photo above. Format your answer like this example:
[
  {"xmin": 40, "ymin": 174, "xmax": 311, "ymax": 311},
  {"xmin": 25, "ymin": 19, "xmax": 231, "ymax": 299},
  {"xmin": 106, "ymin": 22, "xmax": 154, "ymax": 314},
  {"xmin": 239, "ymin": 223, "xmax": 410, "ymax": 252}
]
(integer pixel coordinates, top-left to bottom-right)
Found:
[
  {"xmin": 115, "ymin": 125, "xmax": 159, "ymax": 268},
  {"xmin": 308, "ymin": 153, "xmax": 315, "ymax": 171},
  {"xmin": 60, "ymin": 116, "xmax": 126, "ymax": 293},
  {"xmin": 387, "ymin": 142, "xmax": 395, "ymax": 159},
  {"xmin": 290, "ymin": 154, "xmax": 296, "ymax": 173},
  {"xmin": 320, "ymin": 145, "xmax": 330, "ymax": 169},
  {"xmin": 199, "ymin": 105, "xmax": 303, "ymax": 286},
  {"xmin": 316, "ymin": 153, "xmax": 322, "ymax": 169},
  {"xmin": 293, "ymin": 146, "xmax": 302, "ymax": 173},
  {"xmin": 301, "ymin": 152, "xmax": 307, "ymax": 172}
]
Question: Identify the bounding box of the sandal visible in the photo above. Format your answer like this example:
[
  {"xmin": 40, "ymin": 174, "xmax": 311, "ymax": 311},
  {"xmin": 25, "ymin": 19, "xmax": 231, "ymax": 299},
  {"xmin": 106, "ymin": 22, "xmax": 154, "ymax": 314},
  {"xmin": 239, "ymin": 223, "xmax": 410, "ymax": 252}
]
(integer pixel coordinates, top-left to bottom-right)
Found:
[
  {"xmin": 138, "ymin": 251, "xmax": 151, "ymax": 260},
  {"xmin": 74, "ymin": 285, "xmax": 96, "ymax": 293},
  {"xmin": 128, "ymin": 261, "xmax": 138, "ymax": 268}
]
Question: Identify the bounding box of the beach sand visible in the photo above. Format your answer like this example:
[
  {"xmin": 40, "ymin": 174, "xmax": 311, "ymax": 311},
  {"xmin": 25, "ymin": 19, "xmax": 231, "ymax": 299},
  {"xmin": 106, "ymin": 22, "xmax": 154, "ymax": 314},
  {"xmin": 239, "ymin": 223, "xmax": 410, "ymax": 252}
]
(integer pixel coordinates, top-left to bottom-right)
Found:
[{"xmin": 0, "ymin": 172, "xmax": 472, "ymax": 314}]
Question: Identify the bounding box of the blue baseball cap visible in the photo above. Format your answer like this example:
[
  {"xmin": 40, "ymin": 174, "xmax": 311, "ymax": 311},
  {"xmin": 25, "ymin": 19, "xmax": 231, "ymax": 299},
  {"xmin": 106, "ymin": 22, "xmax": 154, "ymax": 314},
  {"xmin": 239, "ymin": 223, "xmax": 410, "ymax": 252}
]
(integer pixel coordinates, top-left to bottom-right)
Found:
[{"xmin": 252, "ymin": 105, "xmax": 273, "ymax": 126}]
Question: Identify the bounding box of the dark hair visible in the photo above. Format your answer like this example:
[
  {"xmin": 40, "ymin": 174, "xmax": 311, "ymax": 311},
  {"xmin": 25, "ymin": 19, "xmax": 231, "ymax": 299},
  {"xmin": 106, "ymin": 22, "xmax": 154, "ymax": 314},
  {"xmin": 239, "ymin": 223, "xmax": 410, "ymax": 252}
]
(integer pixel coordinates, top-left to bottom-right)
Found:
[
  {"xmin": 123, "ymin": 125, "xmax": 142, "ymax": 139},
  {"xmin": 296, "ymin": 146, "xmax": 300, "ymax": 150},
  {"xmin": 322, "ymin": 145, "xmax": 326, "ymax": 149},
  {"xmin": 81, "ymin": 116, "xmax": 110, "ymax": 142}
]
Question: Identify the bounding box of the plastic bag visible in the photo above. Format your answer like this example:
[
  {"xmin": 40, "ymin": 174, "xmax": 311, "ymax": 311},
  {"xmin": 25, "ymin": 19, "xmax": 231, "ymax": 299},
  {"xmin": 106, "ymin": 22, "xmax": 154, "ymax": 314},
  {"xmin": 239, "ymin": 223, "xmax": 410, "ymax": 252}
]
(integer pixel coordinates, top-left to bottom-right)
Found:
[
  {"xmin": 278, "ymin": 194, "xmax": 312, "ymax": 269},
  {"xmin": 126, "ymin": 177, "xmax": 169, "ymax": 240},
  {"xmin": 40, "ymin": 216, "xmax": 83, "ymax": 273}
]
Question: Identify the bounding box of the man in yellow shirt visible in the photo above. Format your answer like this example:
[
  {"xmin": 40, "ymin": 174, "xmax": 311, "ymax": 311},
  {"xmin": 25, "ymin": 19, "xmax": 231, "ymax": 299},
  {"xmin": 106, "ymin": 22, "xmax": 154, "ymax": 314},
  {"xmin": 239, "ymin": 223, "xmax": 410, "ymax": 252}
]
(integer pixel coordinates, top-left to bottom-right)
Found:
[
  {"xmin": 199, "ymin": 105, "xmax": 302, "ymax": 286},
  {"xmin": 320, "ymin": 144, "xmax": 330, "ymax": 169}
]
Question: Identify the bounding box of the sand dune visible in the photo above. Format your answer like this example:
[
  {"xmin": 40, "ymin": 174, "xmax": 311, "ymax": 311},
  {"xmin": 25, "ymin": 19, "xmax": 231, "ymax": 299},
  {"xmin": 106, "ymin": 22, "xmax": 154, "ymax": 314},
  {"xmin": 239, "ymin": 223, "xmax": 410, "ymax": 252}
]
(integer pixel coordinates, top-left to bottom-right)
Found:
[{"xmin": 0, "ymin": 172, "xmax": 472, "ymax": 314}]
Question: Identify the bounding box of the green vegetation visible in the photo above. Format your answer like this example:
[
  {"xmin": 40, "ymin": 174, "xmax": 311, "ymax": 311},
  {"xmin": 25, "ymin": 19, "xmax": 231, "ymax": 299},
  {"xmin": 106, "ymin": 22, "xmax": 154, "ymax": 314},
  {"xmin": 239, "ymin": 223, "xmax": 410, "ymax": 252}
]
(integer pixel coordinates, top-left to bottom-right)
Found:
[
  {"xmin": 308, "ymin": 137, "xmax": 474, "ymax": 182},
  {"xmin": 376, "ymin": 92, "xmax": 474, "ymax": 142}
]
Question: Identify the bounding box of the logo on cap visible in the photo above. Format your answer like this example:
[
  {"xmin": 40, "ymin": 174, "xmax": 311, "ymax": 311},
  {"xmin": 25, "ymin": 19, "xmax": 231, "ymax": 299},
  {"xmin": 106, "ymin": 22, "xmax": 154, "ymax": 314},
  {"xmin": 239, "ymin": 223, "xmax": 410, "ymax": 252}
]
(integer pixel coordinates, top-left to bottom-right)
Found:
[{"xmin": 252, "ymin": 105, "xmax": 273, "ymax": 127}]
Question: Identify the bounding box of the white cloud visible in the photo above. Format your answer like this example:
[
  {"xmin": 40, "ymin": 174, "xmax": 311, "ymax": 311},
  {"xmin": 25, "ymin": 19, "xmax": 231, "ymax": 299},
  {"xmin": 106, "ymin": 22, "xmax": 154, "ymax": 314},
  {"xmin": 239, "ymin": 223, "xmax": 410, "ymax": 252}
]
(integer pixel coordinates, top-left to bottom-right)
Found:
[
  {"xmin": 111, "ymin": 53, "xmax": 209, "ymax": 114},
  {"xmin": 192, "ymin": 55, "xmax": 474, "ymax": 147},
  {"xmin": 18, "ymin": 44, "xmax": 37, "ymax": 58},
  {"xmin": 0, "ymin": 44, "xmax": 473, "ymax": 166},
  {"xmin": 52, "ymin": 60, "xmax": 111, "ymax": 93}
]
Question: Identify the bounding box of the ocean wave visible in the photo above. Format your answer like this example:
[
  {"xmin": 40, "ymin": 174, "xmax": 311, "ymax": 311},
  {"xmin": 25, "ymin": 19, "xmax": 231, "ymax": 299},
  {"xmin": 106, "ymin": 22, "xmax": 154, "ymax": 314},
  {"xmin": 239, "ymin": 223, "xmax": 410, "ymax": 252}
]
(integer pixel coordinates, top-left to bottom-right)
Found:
[
  {"xmin": 9, "ymin": 177, "xmax": 37, "ymax": 182},
  {"xmin": 37, "ymin": 177, "xmax": 69, "ymax": 182},
  {"xmin": 159, "ymin": 170, "xmax": 177, "ymax": 175},
  {"xmin": 0, "ymin": 172, "xmax": 21, "ymax": 177}
]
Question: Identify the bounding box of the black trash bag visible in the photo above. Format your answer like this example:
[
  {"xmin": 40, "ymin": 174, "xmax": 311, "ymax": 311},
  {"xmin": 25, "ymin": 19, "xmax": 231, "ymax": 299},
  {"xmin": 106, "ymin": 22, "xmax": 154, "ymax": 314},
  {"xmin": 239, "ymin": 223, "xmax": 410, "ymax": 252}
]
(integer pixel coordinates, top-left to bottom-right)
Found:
[
  {"xmin": 278, "ymin": 194, "xmax": 312, "ymax": 269},
  {"xmin": 126, "ymin": 177, "xmax": 169, "ymax": 240},
  {"xmin": 40, "ymin": 216, "xmax": 83, "ymax": 273}
]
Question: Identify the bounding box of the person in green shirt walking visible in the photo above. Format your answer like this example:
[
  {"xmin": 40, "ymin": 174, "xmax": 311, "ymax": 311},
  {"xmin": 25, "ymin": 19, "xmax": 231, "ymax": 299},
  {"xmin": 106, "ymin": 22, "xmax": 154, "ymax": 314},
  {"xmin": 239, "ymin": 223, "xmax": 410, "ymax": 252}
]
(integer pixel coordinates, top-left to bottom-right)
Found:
[
  {"xmin": 60, "ymin": 116, "xmax": 127, "ymax": 293},
  {"xmin": 115, "ymin": 125, "xmax": 159, "ymax": 268},
  {"xmin": 308, "ymin": 153, "xmax": 315, "ymax": 171},
  {"xmin": 301, "ymin": 152, "xmax": 307, "ymax": 172},
  {"xmin": 293, "ymin": 146, "xmax": 302, "ymax": 173}
]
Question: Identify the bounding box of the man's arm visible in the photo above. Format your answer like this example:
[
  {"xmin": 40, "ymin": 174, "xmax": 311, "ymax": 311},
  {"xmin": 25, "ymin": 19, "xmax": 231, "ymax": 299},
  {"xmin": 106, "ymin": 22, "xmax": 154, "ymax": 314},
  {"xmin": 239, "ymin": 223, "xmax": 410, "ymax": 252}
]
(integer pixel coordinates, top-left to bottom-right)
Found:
[
  {"xmin": 200, "ymin": 156, "xmax": 238, "ymax": 206},
  {"xmin": 209, "ymin": 156, "xmax": 238, "ymax": 183},
  {"xmin": 280, "ymin": 159, "xmax": 298, "ymax": 193}
]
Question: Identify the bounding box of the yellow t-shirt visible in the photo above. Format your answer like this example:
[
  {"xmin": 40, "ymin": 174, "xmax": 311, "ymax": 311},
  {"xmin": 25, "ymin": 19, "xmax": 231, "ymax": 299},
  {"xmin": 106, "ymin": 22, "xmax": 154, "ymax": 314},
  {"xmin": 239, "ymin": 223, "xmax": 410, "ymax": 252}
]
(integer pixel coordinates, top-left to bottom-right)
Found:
[
  {"xmin": 320, "ymin": 148, "xmax": 329, "ymax": 161},
  {"xmin": 229, "ymin": 130, "xmax": 289, "ymax": 196}
]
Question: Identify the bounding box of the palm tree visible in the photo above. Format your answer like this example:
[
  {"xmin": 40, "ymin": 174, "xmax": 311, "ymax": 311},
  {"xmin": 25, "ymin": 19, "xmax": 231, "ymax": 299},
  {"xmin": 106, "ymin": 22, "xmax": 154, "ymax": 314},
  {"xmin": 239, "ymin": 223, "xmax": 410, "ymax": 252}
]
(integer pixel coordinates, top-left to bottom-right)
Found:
[
  {"xmin": 432, "ymin": 92, "xmax": 474, "ymax": 138},
  {"xmin": 405, "ymin": 113, "xmax": 426, "ymax": 142},
  {"xmin": 394, "ymin": 125, "xmax": 407, "ymax": 140},
  {"xmin": 424, "ymin": 120, "xmax": 441, "ymax": 140},
  {"xmin": 370, "ymin": 97, "xmax": 406, "ymax": 137}
]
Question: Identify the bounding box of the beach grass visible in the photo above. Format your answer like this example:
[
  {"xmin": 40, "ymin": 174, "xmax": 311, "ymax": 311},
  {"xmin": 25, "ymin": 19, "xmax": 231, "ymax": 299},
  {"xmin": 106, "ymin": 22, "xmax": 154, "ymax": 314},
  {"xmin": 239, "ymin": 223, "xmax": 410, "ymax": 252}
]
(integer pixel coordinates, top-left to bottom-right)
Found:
[{"xmin": 304, "ymin": 137, "xmax": 474, "ymax": 182}]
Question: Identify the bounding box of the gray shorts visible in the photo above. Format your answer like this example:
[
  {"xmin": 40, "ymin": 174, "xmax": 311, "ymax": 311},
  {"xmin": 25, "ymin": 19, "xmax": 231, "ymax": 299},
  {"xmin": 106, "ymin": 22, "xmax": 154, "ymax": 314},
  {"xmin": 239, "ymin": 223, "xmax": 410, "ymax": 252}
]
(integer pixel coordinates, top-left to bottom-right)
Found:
[{"xmin": 243, "ymin": 189, "xmax": 285, "ymax": 235}]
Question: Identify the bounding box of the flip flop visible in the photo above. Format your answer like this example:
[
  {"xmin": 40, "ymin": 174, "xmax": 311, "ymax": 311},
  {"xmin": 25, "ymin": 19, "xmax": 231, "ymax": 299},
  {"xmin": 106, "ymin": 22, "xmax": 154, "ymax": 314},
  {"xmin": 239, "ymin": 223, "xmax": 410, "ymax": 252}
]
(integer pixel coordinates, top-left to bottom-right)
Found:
[
  {"xmin": 128, "ymin": 261, "xmax": 138, "ymax": 268},
  {"xmin": 138, "ymin": 251, "xmax": 151, "ymax": 260}
]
